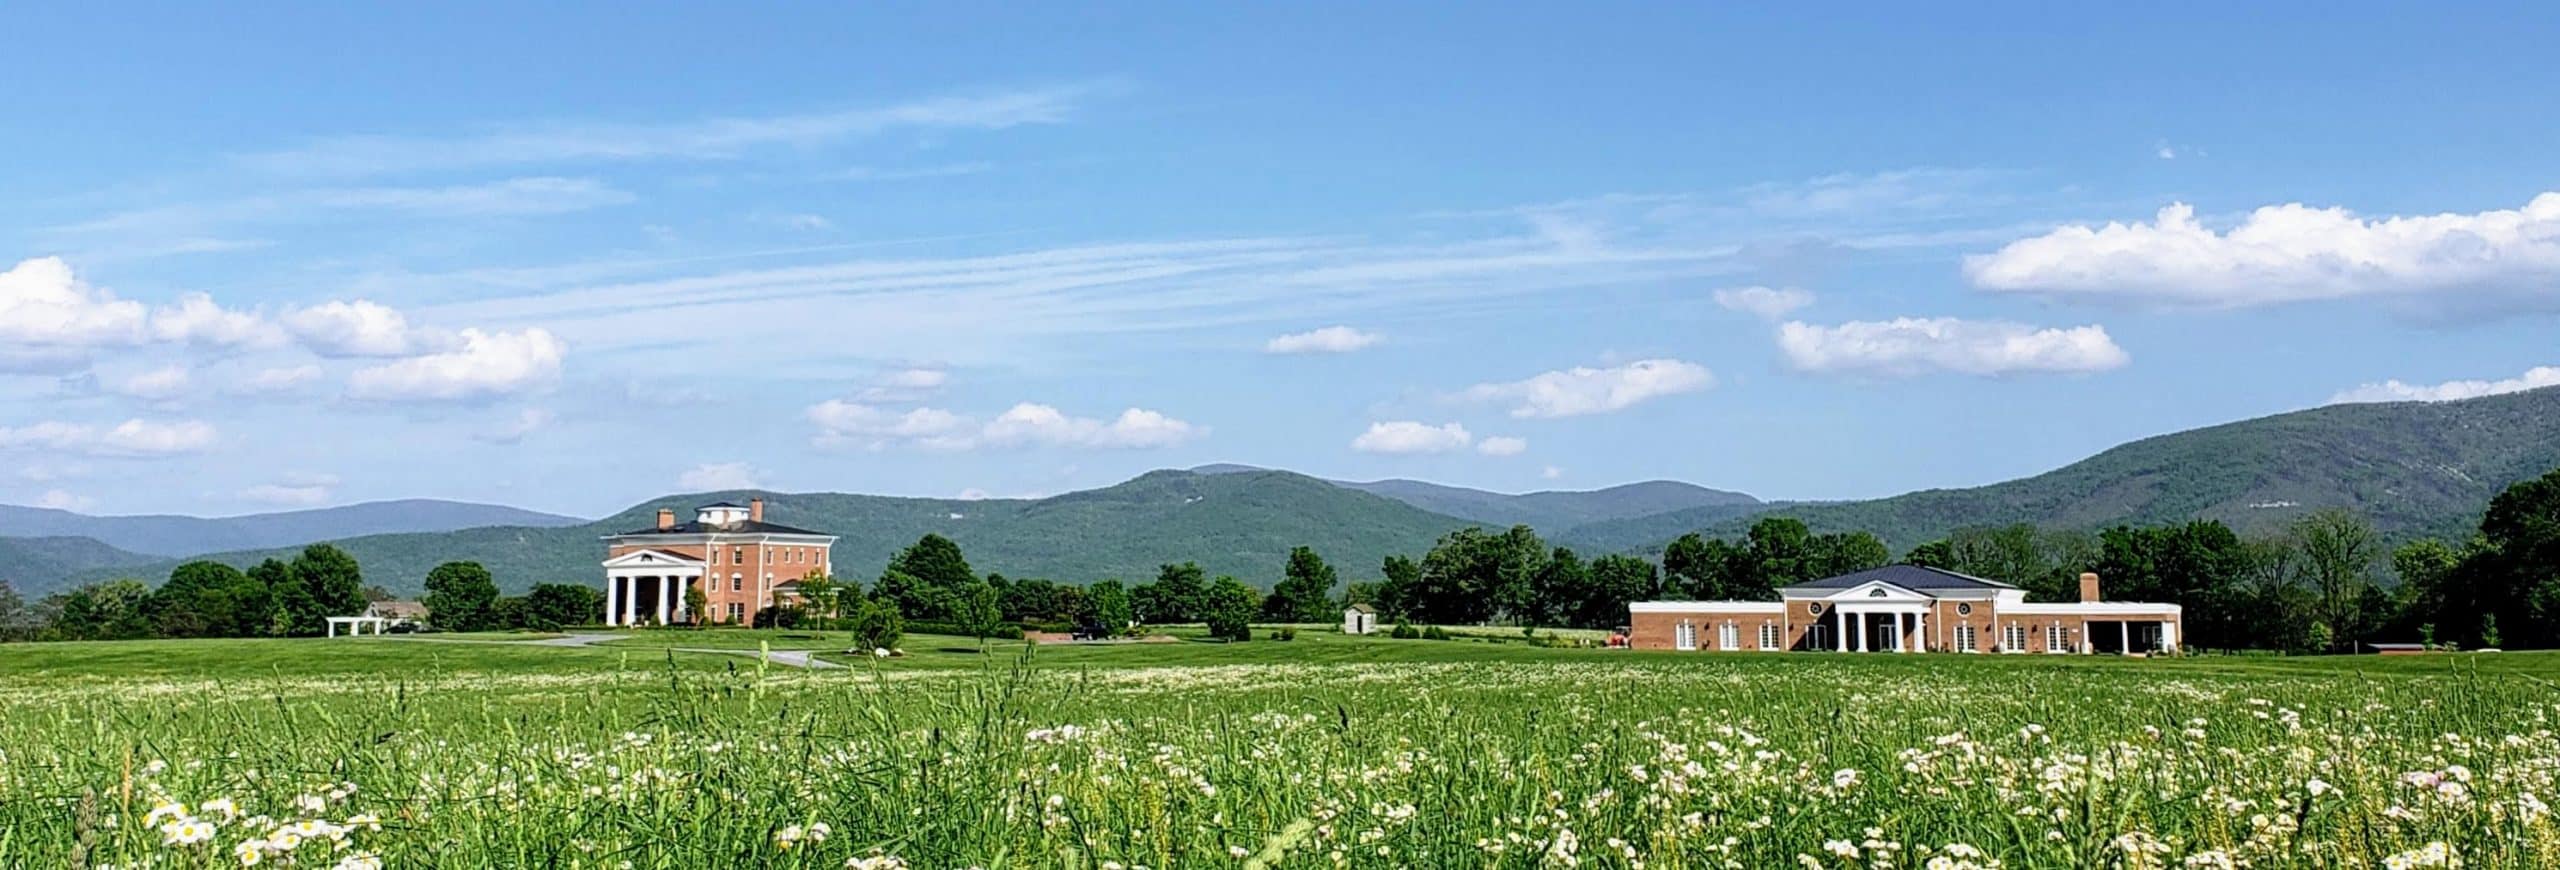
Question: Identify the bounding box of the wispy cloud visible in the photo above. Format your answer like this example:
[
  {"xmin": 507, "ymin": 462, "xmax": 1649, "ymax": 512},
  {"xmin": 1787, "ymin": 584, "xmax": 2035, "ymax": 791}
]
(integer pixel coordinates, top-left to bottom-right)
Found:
[
  {"xmin": 57, "ymin": 177, "xmax": 634, "ymax": 238},
  {"xmin": 1777, "ymin": 317, "xmax": 2129, "ymax": 378},
  {"xmin": 229, "ymin": 85, "xmax": 1100, "ymax": 178},
  {"xmin": 2331, "ymin": 365, "xmax": 2560, "ymax": 404}
]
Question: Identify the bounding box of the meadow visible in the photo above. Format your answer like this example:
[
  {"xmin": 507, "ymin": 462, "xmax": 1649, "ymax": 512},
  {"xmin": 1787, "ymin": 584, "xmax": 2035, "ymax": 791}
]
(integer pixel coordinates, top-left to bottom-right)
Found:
[{"xmin": 1, "ymin": 630, "xmax": 2553, "ymax": 868}]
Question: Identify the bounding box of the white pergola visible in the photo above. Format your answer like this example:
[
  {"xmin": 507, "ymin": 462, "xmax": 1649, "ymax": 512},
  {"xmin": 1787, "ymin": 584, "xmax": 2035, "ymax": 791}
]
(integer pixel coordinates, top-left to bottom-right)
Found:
[
  {"xmin": 325, "ymin": 616, "xmax": 394, "ymax": 637},
  {"xmin": 602, "ymin": 549, "xmax": 706, "ymax": 627}
]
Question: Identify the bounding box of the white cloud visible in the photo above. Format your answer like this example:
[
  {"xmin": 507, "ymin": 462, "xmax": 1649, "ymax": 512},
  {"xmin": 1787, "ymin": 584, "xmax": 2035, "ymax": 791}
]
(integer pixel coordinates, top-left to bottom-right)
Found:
[
  {"xmin": 854, "ymin": 367, "xmax": 950, "ymax": 401},
  {"xmin": 768, "ymin": 213, "xmax": 834, "ymax": 231},
  {"xmin": 0, "ymin": 256, "xmax": 150, "ymax": 349},
  {"xmin": 1351, "ymin": 421, "xmax": 1473, "ymax": 455},
  {"xmin": 149, "ymin": 292, "xmax": 284, "ymax": 348},
  {"xmin": 1541, "ymin": 465, "xmax": 1564, "ymax": 480},
  {"xmin": 1713, "ymin": 286, "xmax": 1814, "ymax": 320},
  {"xmin": 807, "ymin": 401, "xmax": 976, "ymax": 450},
  {"xmin": 346, "ymin": 328, "xmax": 566, "ymax": 401},
  {"xmin": 233, "ymin": 86, "xmax": 1096, "ymax": 177},
  {"xmin": 2330, "ymin": 365, "xmax": 2560, "ymax": 404},
  {"xmin": 0, "ymin": 418, "xmax": 218, "ymax": 457},
  {"xmin": 1461, "ymin": 359, "xmax": 1713, "ymax": 418},
  {"xmin": 1265, "ymin": 325, "xmax": 1383, "ymax": 354},
  {"xmin": 1776, "ymin": 317, "xmax": 2130, "ymax": 377},
  {"xmin": 285, "ymin": 299, "xmax": 444, "ymax": 358},
  {"xmin": 811, "ymin": 400, "xmax": 1199, "ymax": 450},
  {"xmin": 678, "ymin": 461, "xmax": 763, "ymax": 491},
  {"xmin": 233, "ymin": 364, "xmax": 323, "ymax": 395},
  {"xmin": 982, "ymin": 403, "xmax": 1202, "ymax": 449},
  {"xmin": 475, "ymin": 408, "xmax": 554, "ymax": 444},
  {"xmin": 1966, "ymin": 193, "xmax": 2560, "ymax": 307},
  {"xmin": 106, "ymin": 365, "xmax": 192, "ymax": 401},
  {"xmin": 239, "ymin": 474, "xmax": 338, "ymax": 507},
  {"xmin": 34, "ymin": 489, "xmax": 96, "ymax": 512},
  {"xmin": 60, "ymin": 178, "xmax": 636, "ymax": 238},
  {"xmin": 1477, "ymin": 436, "xmax": 1529, "ymax": 457}
]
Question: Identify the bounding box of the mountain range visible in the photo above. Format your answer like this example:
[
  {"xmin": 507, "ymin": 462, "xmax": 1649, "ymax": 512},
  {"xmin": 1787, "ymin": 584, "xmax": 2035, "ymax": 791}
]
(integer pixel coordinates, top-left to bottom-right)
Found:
[{"xmin": 8, "ymin": 385, "xmax": 2560, "ymax": 598}]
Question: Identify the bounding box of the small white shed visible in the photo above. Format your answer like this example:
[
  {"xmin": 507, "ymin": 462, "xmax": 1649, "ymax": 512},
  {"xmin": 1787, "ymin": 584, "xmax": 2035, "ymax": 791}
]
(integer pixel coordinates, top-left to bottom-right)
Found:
[{"xmin": 1342, "ymin": 603, "xmax": 1378, "ymax": 635}]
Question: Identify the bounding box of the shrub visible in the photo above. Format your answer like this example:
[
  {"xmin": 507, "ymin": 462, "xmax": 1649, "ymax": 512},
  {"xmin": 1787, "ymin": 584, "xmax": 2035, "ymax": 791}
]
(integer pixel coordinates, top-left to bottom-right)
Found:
[
  {"xmin": 846, "ymin": 597, "xmax": 905, "ymax": 653},
  {"xmin": 1422, "ymin": 625, "xmax": 1450, "ymax": 641},
  {"xmin": 1270, "ymin": 627, "xmax": 1297, "ymax": 641},
  {"xmin": 905, "ymin": 620, "xmax": 1026, "ymax": 640},
  {"xmin": 1389, "ymin": 620, "xmax": 1420, "ymax": 639},
  {"xmin": 751, "ymin": 605, "xmax": 806, "ymax": 630}
]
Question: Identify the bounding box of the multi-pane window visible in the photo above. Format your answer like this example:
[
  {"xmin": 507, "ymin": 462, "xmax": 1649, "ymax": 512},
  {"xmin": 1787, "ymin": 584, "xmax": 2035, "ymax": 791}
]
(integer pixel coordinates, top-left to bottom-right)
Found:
[
  {"xmin": 2004, "ymin": 623, "xmax": 2028, "ymax": 652},
  {"xmin": 1955, "ymin": 624, "xmax": 1979, "ymax": 653},
  {"xmin": 1674, "ymin": 621, "xmax": 1697, "ymax": 651},
  {"xmin": 731, "ymin": 574, "xmax": 743, "ymax": 592},
  {"xmin": 1759, "ymin": 623, "xmax": 1782, "ymax": 650},
  {"xmin": 1718, "ymin": 622, "xmax": 1739, "ymax": 651},
  {"xmin": 2046, "ymin": 623, "xmax": 2071, "ymax": 653}
]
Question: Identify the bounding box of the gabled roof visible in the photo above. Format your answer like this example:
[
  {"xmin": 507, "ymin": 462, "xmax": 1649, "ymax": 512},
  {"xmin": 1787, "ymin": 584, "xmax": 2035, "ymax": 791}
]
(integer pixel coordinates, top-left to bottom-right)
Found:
[
  {"xmin": 602, "ymin": 548, "xmax": 707, "ymax": 568},
  {"xmin": 1346, "ymin": 603, "xmax": 1376, "ymax": 613},
  {"xmin": 700, "ymin": 501, "xmax": 748, "ymax": 508},
  {"xmin": 1780, "ymin": 564, "xmax": 2016, "ymax": 593},
  {"xmin": 611, "ymin": 518, "xmax": 832, "ymax": 537}
]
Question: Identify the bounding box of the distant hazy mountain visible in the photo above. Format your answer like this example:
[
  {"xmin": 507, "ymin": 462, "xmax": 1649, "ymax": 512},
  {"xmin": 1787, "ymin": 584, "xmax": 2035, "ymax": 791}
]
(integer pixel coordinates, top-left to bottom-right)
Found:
[
  {"xmin": 0, "ymin": 536, "xmax": 160, "ymax": 592},
  {"xmin": 1561, "ymin": 385, "xmax": 2560, "ymax": 554},
  {"xmin": 0, "ymin": 499, "xmax": 587, "ymax": 558},
  {"xmin": 66, "ymin": 469, "xmax": 1475, "ymax": 597},
  {"xmin": 1188, "ymin": 463, "xmax": 1759, "ymax": 530}
]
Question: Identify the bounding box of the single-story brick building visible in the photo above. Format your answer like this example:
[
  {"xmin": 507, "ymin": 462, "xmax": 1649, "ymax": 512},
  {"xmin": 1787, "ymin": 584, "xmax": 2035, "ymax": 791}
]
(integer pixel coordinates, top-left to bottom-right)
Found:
[{"xmin": 1627, "ymin": 565, "xmax": 2180, "ymax": 654}]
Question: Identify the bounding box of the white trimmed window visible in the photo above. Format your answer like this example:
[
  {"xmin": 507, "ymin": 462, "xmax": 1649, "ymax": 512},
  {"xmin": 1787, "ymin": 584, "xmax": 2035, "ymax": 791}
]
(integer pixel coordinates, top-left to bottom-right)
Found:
[
  {"xmin": 731, "ymin": 574, "xmax": 743, "ymax": 592},
  {"xmin": 1955, "ymin": 624, "xmax": 1979, "ymax": 653},
  {"xmin": 1718, "ymin": 622, "xmax": 1739, "ymax": 651},
  {"xmin": 1674, "ymin": 621, "xmax": 1698, "ymax": 651},
  {"xmin": 2046, "ymin": 623, "xmax": 2071, "ymax": 653},
  {"xmin": 1758, "ymin": 622, "xmax": 1782, "ymax": 650},
  {"xmin": 2004, "ymin": 622, "xmax": 2028, "ymax": 653}
]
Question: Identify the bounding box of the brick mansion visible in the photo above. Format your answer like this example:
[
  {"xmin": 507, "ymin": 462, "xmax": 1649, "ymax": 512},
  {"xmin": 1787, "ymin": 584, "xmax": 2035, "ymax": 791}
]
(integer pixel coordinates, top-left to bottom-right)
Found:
[
  {"xmin": 599, "ymin": 499, "xmax": 838, "ymax": 626},
  {"xmin": 1627, "ymin": 565, "xmax": 2181, "ymax": 654}
]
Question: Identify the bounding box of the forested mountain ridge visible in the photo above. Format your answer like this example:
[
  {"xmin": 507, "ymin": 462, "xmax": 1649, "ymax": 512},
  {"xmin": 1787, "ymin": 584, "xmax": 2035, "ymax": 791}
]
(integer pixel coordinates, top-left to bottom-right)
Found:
[{"xmin": 1559, "ymin": 385, "xmax": 2560, "ymax": 553}]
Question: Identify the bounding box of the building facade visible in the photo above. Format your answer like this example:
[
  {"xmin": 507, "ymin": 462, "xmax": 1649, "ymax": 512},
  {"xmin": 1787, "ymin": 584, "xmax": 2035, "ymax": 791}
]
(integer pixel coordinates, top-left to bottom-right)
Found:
[
  {"xmin": 599, "ymin": 498, "xmax": 838, "ymax": 626},
  {"xmin": 1627, "ymin": 565, "xmax": 2180, "ymax": 655}
]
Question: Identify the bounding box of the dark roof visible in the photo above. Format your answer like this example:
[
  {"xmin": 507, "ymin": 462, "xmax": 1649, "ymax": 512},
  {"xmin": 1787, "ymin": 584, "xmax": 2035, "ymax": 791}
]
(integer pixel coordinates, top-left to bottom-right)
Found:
[
  {"xmin": 700, "ymin": 501, "xmax": 748, "ymax": 508},
  {"xmin": 1346, "ymin": 603, "xmax": 1376, "ymax": 613},
  {"xmin": 613, "ymin": 519, "xmax": 832, "ymax": 537},
  {"xmin": 1781, "ymin": 564, "xmax": 2017, "ymax": 592}
]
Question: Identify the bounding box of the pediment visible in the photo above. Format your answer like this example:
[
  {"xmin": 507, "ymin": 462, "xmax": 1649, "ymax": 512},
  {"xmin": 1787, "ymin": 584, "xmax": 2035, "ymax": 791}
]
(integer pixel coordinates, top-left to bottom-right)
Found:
[{"xmin": 602, "ymin": 549, "xmax": 705, "ymax": 569}]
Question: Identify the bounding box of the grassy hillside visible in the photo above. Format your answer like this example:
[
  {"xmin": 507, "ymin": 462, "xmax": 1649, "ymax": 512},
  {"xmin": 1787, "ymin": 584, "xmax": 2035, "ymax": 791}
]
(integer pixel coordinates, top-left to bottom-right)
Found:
[
  {"xmin": 0, "ymin": 536, "xmax": 160, "ymax": 593},
  {"xmin": 1561, "ymin": 386, "xmax": 2560, "ymax": 554},
  {"xmin": 75, "ymin": 469, "xmax": 1475, "ymax": 596},
  {"xmin": 0, "ymin": 499, "xmax": 586, "ymax": 558},
  {"xmin": 1336, "ymin": 478, "xmax": 1758, "ymax": 530}
]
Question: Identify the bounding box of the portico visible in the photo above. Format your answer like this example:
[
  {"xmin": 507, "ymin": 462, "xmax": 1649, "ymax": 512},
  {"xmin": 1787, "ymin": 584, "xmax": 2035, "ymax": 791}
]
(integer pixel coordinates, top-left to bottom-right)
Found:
[
  {"xmin": 1819, "ymin": 581, "xmax": 1938, "ymax": 653},
  {"xmin": 602, "ymin": 549, "xmax": 704, "ymax": 627}
]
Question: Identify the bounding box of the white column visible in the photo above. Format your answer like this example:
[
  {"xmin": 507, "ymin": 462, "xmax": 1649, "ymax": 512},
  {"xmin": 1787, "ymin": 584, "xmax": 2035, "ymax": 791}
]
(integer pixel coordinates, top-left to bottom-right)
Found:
[
  {"xmin": 1834, "ymin": 612, "xmax": 1847, "ymax": 651},
  {"xmin": 2162, "ymin": 621, "xmax": 2177, "ymax": 652},
  {"xmin": 2119, "ymin": 620, "xmax": 2130, "ymax": 655},
  {"xmin": 656, "ymin": 575, "xmax": 672, "ymax": 625},
  {"xmin": 606, "ymin": 576, "xmax": 622, "ymax": 627},
  {"xmin": 622, "ymin": 577, "xmax": 640, "ymax": 626},
  {"xmin": 327, "ymin": 619, "xmax": 337, "ymax": 638},
  {"xmin": 1852, "ymin": 612, "xmax": 1867, "ymax": 652},
  {"xmin": 1896, "ymin": 612, "xmax": 1908, "ymax": 652}
]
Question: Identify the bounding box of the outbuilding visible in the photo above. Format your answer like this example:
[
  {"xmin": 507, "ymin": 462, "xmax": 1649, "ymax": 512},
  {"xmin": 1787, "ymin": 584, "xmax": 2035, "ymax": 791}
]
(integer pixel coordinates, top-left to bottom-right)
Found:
[{"xmin": 1342, "ymin": 603, "xmax": 1379, "ymax": 635}]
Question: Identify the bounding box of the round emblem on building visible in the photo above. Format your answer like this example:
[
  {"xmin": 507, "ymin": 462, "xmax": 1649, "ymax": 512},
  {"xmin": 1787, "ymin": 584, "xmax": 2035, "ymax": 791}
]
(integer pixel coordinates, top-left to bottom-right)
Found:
[
  {"xmin": 1806, "ymin": 601, "xmax": 1824, "ymax": 615},
  {"xmin": 1957, "ymin": 602, "xmax": 1974, "ymax": 615}
]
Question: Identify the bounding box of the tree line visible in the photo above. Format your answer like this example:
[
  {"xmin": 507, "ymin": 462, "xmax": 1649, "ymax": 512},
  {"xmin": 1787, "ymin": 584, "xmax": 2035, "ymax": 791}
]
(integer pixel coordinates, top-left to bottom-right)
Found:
[{"xmin": 9, "ymin": 465, "xmax": 2556, "ymax": 651}]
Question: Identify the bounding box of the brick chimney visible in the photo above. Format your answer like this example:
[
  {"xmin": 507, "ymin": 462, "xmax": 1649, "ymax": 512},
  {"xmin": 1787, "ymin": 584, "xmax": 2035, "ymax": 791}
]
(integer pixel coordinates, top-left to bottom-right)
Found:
[
  {"xmin": 749, "ymin": 498, "xmax": 764, "ymax": 523},
  {"xmin": 2079, "ymin": 572, "xmax": 2103, "ymax": 603},
  {"xmin": 656, "ymin": 508, "xmax": 675, "ymax": 531}
]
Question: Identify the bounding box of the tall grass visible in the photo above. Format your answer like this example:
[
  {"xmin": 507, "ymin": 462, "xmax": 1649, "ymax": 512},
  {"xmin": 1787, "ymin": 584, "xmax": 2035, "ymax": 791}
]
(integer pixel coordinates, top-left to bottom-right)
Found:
[{"xmin": 0, "ymin": 646, "xmax": 2551, "ymax": 867}]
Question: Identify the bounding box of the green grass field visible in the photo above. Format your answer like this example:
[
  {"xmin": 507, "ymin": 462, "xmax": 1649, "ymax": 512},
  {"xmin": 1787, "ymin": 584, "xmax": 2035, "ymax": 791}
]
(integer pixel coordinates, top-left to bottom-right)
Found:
[{"xmin": 2, "ymin": 630, "xmax": 2552, "ymax": 868}]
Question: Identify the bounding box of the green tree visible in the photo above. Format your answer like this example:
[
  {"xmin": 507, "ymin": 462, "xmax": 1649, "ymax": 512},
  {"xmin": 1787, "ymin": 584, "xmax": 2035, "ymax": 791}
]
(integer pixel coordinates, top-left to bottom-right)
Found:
[
  {"xmin": 0, "ymin": 581, "xmax": 35, "ymax": 642},
  {"xmin": 1528, "ymin": 547, "xmax": 1591, "ymax": 627},
  {"xmin": 1409, "ymin": 525, "xmax": 1549, "ymax": 624},
  {"xmin": 43, "ymin": 580, "xmax": 152, "ymax": 641},
  {"xmin": 422, "ymin": 561, "xmax": 501, "ymax": 632},
  {"xmin": 1582, "ymin": 554, "xmax": 1662, "ymax": 630},
  {"xmin": 797, "ymin": 572, "xmax": 839, "ymax": 631},
  {"xmin": 955, "ymin": 579, "xmax": 1003, "ymax": 647},
  {"xmin": 2094, "ymin": 520, "xmax": 2254, "ymax": 650},
  {"xmin": 248, "ymin": 558, "xmax": 302, "ymax": 637},
  {"xmin": 1203, "ymin": 575, "xmax": 1259, "ymax": 641},
  {"xmin": 1902, "ymin": 539, "xmax": 1955, "ymax": 569},
  {"xmin": 1139, "ymin": 562, "xmax": 1208, "ymax": 623},
  {"xmin": 148, "ymin": 561, "xmax": 267, "ymax": 638},
  {"xmin": 682, "ymin": 585, "xmax": 708, "ymax": 628},
  {"xmin": 881, "ymin": 534, "xmax": 974, "ymax": 621},
  {"xmin": 1264, "ymin": 546, "xmax": 1338, "ymax": 622},
  {"xmin": 290, "ymin": 544, "xmax": 366, "ymax": 636},
  {"xmin": 522, "ymin": 583, "xmax": 605, "ymax": 630},
  {"xmin": 847, "ymin": 596, "xmax": 905, "ymax": 653},
  {"xmin": 1376, "ymin": 555, "xmax": 1421, "ymax": 618},
  {"xmin": 2293, "ymin": 509, "xmax": 2379, "ymax": 651},
  {"xmin": 1082, "ymin": 579, "xmax": 1133, "ymax": 632}
]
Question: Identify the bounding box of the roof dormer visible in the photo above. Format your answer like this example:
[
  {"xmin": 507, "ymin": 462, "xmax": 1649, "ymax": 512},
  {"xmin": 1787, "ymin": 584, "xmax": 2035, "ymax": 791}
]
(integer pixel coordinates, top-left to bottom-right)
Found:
[{"xmin": 696, "ymin": 502, "xmax": 751, "ymax": 527}]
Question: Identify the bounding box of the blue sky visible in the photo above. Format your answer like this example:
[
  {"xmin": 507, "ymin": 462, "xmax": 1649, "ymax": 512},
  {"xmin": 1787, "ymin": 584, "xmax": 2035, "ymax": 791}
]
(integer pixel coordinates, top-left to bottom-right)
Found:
[{"xmin": 6, "ymin": 4, "xmax": 2559, "ymax": 518}]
